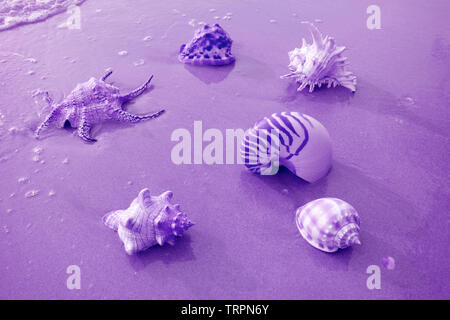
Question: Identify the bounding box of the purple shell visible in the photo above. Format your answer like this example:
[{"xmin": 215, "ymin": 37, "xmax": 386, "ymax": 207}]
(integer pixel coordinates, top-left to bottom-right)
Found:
[
  {"xmin": 178, "ymin": 24, "xmax": 235, "ymax": 66},
  {"xmin": 103, "ymin": 188, "xmax": 194, "ymax": 255}
]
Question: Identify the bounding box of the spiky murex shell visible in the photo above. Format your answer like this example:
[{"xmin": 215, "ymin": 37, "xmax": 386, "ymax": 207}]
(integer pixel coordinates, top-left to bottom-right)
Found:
[{"xmin": 280, "ymin": 22, "xmax": 357, "ymax": 92}]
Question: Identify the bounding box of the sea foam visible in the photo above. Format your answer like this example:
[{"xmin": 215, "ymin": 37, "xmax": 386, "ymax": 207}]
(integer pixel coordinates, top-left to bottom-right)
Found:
[{"xmin": 0, "ymin": 0, "xmax": 87, "ymax": 31}]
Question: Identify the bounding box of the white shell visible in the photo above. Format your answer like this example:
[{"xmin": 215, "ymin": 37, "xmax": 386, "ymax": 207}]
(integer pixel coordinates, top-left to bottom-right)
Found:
[
  {"xmin": 280, "ymin": 22, "xmax": 357, "ymax": 92},
  {"xmin": 295, "ymin": 198, "xmax": 361, "ymax": 252},
  {"xmin": 103, "ymin": 188, "xmax": 194, "ymax": 255}
]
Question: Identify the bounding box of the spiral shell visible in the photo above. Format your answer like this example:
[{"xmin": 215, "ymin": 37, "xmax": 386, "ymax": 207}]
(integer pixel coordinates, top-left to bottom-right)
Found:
[
  {"xmin": 240, "ymin": 112, "xmax": 332, "ymax": 183},
  {"xmin": 280, "ymin": 22, "xmax": 357, "ymax": 92},
  {"xmin": 103, "ymin": 188, "xmax": 194, "ymax": 255},
  {"xmin": 295, "ymin": 198, "xmax": 361, "ymax": 252}
]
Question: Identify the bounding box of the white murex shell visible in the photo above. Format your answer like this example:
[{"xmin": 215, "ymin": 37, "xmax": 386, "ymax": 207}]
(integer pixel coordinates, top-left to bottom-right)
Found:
[
  {"xmin": 295, "ymin": 198, "xmax": 361, "ymax": 252},
  {"xmin": 280, "ymin": 22, "xmax": 357, "ymax": 92}
]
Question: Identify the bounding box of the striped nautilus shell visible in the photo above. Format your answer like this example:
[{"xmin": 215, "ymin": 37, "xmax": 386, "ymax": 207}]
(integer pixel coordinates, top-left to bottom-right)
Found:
[
  {"xmin": 103, "ymin": 188, "xmax": 194, "ymax": 255},
  {"xmin": 240, "ymin": 112, "xmax": 332, "ymax": 183},
  {"xmin": 295, "ymin": 198, "xmax": 361, "ymax": 252}
]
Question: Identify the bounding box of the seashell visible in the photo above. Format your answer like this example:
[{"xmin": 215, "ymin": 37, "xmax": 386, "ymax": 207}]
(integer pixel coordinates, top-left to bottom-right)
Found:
[
  {"xmin": 178, "ymin": 23, "xmax": 235, "ymax": 66},
  {"xmin": 280, "ymin": 22, "xmax": 357, "ymax": 92},
  {"xmin": 295, "ymin": 198, "xmax": 361, "ymax": 252},
  {"xmin": 240, "ymin": 112, "xmax": 332, "ymax": 183},
  {"xmin": 103, "ymin": 188, "xmax": 194, "ymax": 255},
  {"xmin": 34, "ymin": 70, "xmax": 165, "ymax": 142}
]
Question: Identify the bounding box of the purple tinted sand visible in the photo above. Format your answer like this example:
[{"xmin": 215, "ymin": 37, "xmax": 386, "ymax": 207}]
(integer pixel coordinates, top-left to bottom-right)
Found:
[{"xmin": 0, "ymin": 0, "xmax": 449, "ymax": 299}]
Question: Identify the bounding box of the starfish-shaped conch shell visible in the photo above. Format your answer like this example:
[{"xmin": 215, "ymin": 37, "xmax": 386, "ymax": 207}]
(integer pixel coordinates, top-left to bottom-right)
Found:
[
  {"xmin": 35, "ymin": 70, "xmax": 165, "ymax": 142},
  {"xmin": 103, "ymin": 188, "xmax": 194, "ymax": 255}
]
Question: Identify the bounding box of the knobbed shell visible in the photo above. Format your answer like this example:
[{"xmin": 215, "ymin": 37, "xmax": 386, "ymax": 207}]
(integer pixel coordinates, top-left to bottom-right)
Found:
[
  {"xmin": 103, "ymin": 188, "xmax": 194, "ymax": 255},
  {"xmin": 240, "ymin": 112, "xmax": 332, "ymax": 183},
  {"xmin": 178, "ymin": 23, "xmax": 235, "ymax": 66},
  {"xmin": 295, "ymin": 198, "xmax": 361, "ymax": 252},
  {"xmin": 280, "ymin": 22, "xmax": 357, "ymax": 92}
]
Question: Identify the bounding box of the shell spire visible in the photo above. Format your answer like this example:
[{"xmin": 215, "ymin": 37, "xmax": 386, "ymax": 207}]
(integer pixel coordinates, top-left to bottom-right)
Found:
[
  {"xmin": 280, "ymin": 22, "xmax": 357, "ymax": 92},
  {"xmin": 295, "ymin": 198, "xmax": 361, "ymax": 252},
  {"xmin": 103, "ymin": 188, "xmax": 194, "ymax": 255}
]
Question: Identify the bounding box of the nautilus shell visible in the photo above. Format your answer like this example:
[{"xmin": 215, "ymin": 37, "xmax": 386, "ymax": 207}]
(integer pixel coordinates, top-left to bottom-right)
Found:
[
  {"xmin": 178, "ymin": 23, "xmax": 235, "ymax": 66},
  {"xmin": 240, "ymin": 112, "xmax": 332, "ymax": 183},
  {"xmin": 103, "ymin": 188, "xmax": 194, "ymax": 255},
  {"xmin": 295, "ymin": 198, "xmax": 361, "ymax": 252},
  {"xmin": 280, "ymin": 22, "xmax": 357, "ymax": 92}
]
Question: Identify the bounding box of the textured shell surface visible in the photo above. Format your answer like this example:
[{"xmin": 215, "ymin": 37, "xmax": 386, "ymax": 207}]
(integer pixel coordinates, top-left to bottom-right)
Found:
[
  {"xmin": 103, "ymin": 188, "xmax": 194, "ymax": 255},
  {"xmin": 179, "ymin": 23, "xmax": 235, "ymax": 66},
  {"xmin": 295, "ymin": 198, "xmax": 361, "ymax": 252},
  {"xmin": 280, "ymin": 22, "xmax": 357, "ymax": 92},
  {"xmin": 34, "ymin": 70, "xmax": 165, "ymax": 142},
  {"xmin": 57, "ymin": 77, "xmax": 121, "ymax": 127},
  {"xmin": 240, "ymin": 111, "xmax": 332, "ymax": 183}
]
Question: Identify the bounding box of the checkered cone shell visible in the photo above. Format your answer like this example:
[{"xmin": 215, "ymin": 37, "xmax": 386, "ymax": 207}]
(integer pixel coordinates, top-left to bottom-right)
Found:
[
  {"xmin": 295, "ymin": 198, "xmax": 361, "ymax": 252},
  {"xmin": 103, "ymin": 188, "xmax": 194, "ymax": 255}
]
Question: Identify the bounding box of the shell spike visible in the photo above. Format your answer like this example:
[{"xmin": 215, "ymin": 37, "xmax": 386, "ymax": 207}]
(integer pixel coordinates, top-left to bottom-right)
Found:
[
  {"xmin": 161, "ymin": 191, "xmax": 173, "ymax": 201},
  {"xmin": 305, "ymin": 21, "xmax": 323, "ymax": 48},
  {"xmin": 138, "ymin": 188, "xmax": 152, "ymax": 207}
]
